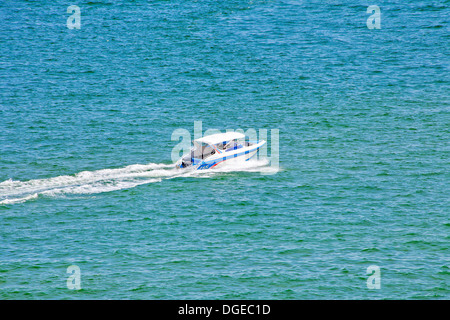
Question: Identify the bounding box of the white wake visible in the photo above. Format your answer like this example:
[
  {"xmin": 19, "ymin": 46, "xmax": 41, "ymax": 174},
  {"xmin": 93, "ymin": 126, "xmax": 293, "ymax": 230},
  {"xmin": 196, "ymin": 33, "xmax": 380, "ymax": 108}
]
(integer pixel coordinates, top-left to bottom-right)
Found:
[{"xmin": 0, "ymin": 159, "xmax": 276, "ymax": 205}]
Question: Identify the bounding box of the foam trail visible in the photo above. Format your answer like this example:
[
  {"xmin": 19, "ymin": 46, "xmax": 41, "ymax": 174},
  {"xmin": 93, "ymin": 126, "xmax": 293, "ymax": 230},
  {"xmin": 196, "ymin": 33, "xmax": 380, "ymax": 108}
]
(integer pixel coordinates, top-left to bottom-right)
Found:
[
  {"xmin": 0, "ymin": 163, "xmax": 177, "ymax": 205},
  {"xmin": 0, "ymin": 193, "xmax": 39, "ymax": 205},
  {"xmin": 0, "ymin": 159, "xmax": 275, "ymax": 205}
]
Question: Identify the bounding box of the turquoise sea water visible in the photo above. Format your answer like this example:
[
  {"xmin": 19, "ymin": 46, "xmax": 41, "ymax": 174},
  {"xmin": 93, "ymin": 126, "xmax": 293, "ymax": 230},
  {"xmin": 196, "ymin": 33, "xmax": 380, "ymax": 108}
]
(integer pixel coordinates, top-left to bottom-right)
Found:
[{"xmin": 0, "ymin": 1, "xmax": 448, "ymax": 299}]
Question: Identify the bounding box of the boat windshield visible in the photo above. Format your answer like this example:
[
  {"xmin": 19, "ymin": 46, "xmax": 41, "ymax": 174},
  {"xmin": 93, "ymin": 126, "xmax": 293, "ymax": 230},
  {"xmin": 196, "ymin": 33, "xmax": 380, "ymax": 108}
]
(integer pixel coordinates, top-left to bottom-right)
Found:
[
  {"xmin": 188, "ymin": 142, "xmax": 215, "ymax": 160},
  {"xmin": 216, "ymin": 139, "xmax": 243, "ymax": 151}
]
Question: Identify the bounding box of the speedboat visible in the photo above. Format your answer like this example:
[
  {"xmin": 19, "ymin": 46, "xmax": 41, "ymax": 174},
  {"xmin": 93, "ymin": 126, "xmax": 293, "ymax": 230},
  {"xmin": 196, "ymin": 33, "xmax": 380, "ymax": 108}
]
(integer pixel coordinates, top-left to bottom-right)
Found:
[{"xmin": 176, "ymin": 132, "xmax": 266, "ymax": 170}]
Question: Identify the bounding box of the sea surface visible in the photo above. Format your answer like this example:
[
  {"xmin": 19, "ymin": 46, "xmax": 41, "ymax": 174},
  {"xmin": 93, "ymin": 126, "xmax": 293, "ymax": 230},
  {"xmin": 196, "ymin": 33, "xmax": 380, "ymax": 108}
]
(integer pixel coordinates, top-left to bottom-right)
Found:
[{"xmin": 0, "ymin": 0, "xmax": 448, "ymax": 299}]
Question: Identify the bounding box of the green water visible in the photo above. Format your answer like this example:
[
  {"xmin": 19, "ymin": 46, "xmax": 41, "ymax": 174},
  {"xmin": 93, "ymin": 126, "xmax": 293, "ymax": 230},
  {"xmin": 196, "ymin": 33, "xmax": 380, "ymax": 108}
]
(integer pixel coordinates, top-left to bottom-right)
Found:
[{"xmin": 0, "ymin": 0, "xmax": 448, "ymax": 299}]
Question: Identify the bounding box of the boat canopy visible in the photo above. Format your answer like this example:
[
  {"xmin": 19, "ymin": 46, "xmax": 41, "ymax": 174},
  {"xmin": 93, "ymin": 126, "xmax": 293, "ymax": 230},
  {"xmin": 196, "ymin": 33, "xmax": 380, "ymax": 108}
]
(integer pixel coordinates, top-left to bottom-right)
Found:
[{"xmin": 194, "ymin": 132, "xmax": 245, "ymax": 146}]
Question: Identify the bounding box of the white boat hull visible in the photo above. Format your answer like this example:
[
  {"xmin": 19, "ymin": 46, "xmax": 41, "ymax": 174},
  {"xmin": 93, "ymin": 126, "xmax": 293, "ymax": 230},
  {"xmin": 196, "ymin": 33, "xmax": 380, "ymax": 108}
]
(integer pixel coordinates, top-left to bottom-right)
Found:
[{"xmin": 177, "ymin": 140, "xmax": 265, "ymax": 170}]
